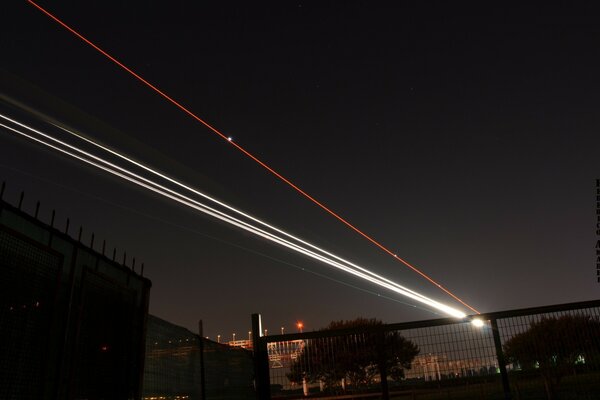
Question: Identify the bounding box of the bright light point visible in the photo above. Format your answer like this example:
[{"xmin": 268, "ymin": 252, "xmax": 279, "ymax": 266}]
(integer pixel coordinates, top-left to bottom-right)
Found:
[
  {"xmin": 471, "ymin": 318, "xmax": 485, "ymax": 328},
  {"xmin": 227, "ymin": 136, "xmax": 233, "ymax": 141}
]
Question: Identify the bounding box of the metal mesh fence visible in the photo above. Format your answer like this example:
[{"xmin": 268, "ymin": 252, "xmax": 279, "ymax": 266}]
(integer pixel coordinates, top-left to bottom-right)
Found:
[
  {"xmin": 0, "ymin": 196, "xmax": 151, "ymax": 400},
  {"xmin": 203, "ymin": 340, "xmax": 255, "ymax": 399},
  {"xmin": 73, "ymin": 270, "xmax": 139, "ymax": 399},
  {"xmin": 144, "ymin": 315, "xmax": 204, "ymax": 399},
  {"xmin": 0, "ymin": 226, "xmax": 62, "ymax": 400},
  {"xmin": 497, "ymin": 306, "xmax": 600, "ymax": 400},
  {"xmin": 261, "ymin": 301, "xmax": 600, "ymax": 400},
  {"xmin": 143, "ymin": 315, "xmax": 255, "ymax": 400}
]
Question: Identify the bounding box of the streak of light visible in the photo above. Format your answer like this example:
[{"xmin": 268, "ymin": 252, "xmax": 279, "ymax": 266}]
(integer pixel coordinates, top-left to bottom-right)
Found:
[
  {"xmin": 0, "ymin": 116, "xmax": 467, "ymax": 318},
  {"xmin": 27, "ymin": 0, "xmax": 479, "ymax": 314},
  {"xmin": 0, "ymin": 163, "xmax": 442, "ymax": 316},
  {"xmin": 47, "ymin": 120, "xmax": 436, "ymax": 309},
  {"xmin": 3, "ymin": 113, "xmax": 435, "ymax": 306},
  {"xmin": 0, "ymin": 110, "xmax": 440, "ymax": 316}
]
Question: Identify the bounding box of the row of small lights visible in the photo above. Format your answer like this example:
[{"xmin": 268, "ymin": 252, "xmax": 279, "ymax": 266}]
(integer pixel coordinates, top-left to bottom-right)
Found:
[
  {"xmin": 210, "ymin": 321, "xmax": 304, "ymax": 344},
  {"xmin": 209, "ymin": 319, "xmax": 489, "ymax": 342},
  {"xmin": 151, "ymin": 320, "xmax": 490, "ymax": 347},
  {"xmin": 150, "ymin": 322, "xmax": 305, "ymax": 346}
]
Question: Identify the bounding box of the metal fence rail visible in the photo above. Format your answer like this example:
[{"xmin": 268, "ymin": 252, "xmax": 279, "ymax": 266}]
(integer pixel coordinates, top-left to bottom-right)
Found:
[{"xmin": 253, "ymin": 300, "xmax": 600, "ymax": 400}]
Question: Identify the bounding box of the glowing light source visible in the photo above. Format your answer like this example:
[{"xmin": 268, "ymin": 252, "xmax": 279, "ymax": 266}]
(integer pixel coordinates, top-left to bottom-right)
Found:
[{"xmin": 471, "ymin": 318, "xmax": 485, "ymax": 328}]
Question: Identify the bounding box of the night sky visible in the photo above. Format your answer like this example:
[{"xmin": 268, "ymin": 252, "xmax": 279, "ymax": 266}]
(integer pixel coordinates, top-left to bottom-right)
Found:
[{"xmin": 1, "ymin": 1, "xmax": 599, "ymax": 339}]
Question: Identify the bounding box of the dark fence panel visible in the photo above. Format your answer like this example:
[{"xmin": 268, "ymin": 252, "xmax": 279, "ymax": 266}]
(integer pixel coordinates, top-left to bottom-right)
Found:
[
  {"xmin": 0, "ymin": 226, "xmax": 63, "ymax": 400},
  {"xmin": 497, "ymin": 305, "xmax": 600, "ymax": 400},
  {"xmin": 0, "ymin": 195, "xmax": 151, "ymax": 400},
  {"xmin": 204, "ymin": 339, "xmax": 255, "ymax": 399},
  {"xmin": 143, "ymin": 315, "xmax": 203, "ymax": 399},
  {"xmin": 258, "ymin": 300, "xmax": 600, "ymax": 400},
  {"xmin": 143, "ymin": 315, "xmax": 255, "ymax": 400}
]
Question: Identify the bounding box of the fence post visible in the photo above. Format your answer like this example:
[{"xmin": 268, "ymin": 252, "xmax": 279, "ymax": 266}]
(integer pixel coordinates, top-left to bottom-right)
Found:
[
  {"xmin": 490, "ymin": 318, "xmax": 512, "ymax": 400},
  {"xmin": 252, "ymin": 313, "xmax": 271, "ymax": 399},
  {"xmin": 377, "ymin": 327, "xmax": 390, "ymax": 400},
  {"xmin": 198, "ymin": 320, "xmax": 207, "ymax": 400}
]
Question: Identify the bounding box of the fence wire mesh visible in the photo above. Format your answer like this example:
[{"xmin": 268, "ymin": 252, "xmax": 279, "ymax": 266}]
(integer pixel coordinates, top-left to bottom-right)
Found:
[
  {"xmin": 0, "ymin": 226, "xmax": 62, "ymax": 400},
  {"xmin": 143, "ymin": 315, "xmax": 255, "ymax": 400},
  {"xmin": 261, "ymin": 301, "xmax": 600, "ymax": 400},
  {"xmin": 498, "ymin": 306, "xmax": 600, "ymax": 400},
  {"xmin": 0, "ymin": 197, "xmax": 150, "ymax": 400}
]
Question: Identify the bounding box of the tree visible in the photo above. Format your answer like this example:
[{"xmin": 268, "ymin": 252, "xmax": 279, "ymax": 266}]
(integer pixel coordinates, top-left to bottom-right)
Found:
[
  {"xmin": 287, "ymin": 318, "xmax": 419, "ymax": 394},
  {"xmin": 503, "ymin": 315, "xmax": 600, "ymax": 399}
]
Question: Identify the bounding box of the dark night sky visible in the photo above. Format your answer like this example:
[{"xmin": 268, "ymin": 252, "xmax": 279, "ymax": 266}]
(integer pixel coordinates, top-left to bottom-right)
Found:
[{"xmin": 1, "ymin": 1, "xmax": 599, "ymax": 339}]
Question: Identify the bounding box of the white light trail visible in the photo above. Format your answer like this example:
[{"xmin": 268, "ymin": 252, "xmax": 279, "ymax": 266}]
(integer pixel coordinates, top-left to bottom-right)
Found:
[
  {"xmin": 48, "ymin": 120, "xmax": 439, "ymax": 307},
  {"xmin": 0, "ymin": 114, "xmax": 468, "ymax": 318}
]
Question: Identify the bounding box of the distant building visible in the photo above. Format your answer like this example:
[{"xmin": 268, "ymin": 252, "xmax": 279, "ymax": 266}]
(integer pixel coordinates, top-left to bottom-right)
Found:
[{"xmin": 228, "ymin": 339, "xmax": 253, "ymax": 349}]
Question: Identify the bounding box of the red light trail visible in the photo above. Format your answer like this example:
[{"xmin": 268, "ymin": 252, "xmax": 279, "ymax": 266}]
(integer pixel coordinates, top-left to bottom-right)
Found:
[{"xmin": 27, "ymin": 0, "xmax": 480, "ymax": 314}]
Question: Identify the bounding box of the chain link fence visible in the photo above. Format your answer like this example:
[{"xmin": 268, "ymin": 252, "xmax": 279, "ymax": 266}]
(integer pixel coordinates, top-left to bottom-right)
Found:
[
  {"xmin": 256, "ymin": 301, "xmax": 600, "ymax": 400},
  {"xmin": 143, "ymin": 315, "xmax": 255, "ymax": 400},
  {"xmin": 0, "ymin": 192, "xmax": 151, "ymax": 400}
]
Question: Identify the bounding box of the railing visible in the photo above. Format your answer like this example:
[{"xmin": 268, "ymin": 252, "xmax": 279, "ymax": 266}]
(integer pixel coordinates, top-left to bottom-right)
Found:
[{"xmin": 253, "ymin": 300, "xmax": 600, "ymax": 400}]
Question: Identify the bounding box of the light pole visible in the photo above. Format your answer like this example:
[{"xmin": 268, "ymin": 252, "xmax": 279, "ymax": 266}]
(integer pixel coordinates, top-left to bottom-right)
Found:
[
  {"xmin": 233, "ymin": 333, "xmax": 236, "ymax": 343},
  {"xmin": 217, "ymin": 334, "xmax": 221, "ymax": 343},
  {"xmin": 297, "ymin": 321, "xmax": 304, "ymax": 333},
  {"xmin": 248, "ymin": 331, "xmax": 252, "ymax": 342},
  {"xmin": 264, "ymin": 329, "xmax": 268, "ymax": 336},
  {"xmin": 281, "ymin": 326, "xmax": 285, "ymax": 335}
]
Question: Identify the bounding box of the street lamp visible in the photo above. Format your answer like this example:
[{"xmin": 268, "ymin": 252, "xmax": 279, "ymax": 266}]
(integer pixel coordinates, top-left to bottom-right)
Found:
[
  {"xmin": 281, "ymin": 326, "xmax": 285, "ymax": 335},
  {"xmin": 264, "ymin": 329, "xmax": 268, "ymax": 336},
  {"xmin": 297, "ymin": 321, "xmax": 304, "ymax": 333},
  {"xmin": 217, "ymin": 334, "xmax": 221, "ymax": 343},
  {"xmin": 248, "ymin": 331, "xmax": 252, "ymax": 342},
  {"xmin": 233, "ymin": 333, "xmax": 236, "ymax": 342}
]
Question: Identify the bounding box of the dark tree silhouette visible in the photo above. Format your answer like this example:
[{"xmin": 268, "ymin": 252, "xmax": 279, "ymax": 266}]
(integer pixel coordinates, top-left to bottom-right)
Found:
[
  {"xmin": 287, "ymin": 318, "xmax": 419, "ymax": 394},
  {"xmin": 503, "ymin": 315, "xmax": 600, "ymax": 399}
]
